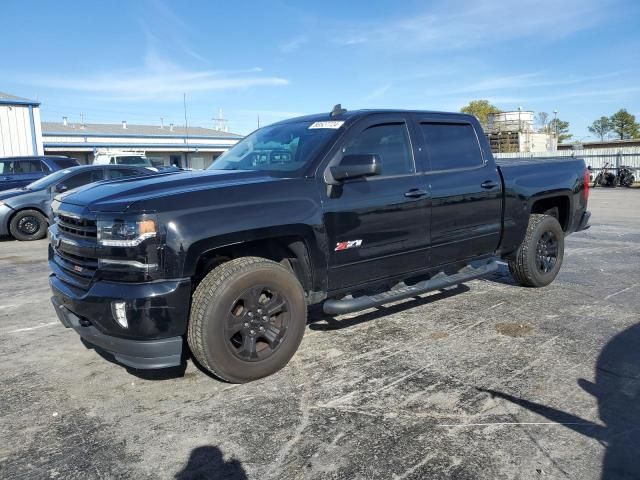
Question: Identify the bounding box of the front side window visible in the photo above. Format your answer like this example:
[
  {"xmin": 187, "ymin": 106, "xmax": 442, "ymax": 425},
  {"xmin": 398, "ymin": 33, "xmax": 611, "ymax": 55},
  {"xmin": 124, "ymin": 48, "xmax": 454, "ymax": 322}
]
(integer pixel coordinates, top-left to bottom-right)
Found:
[
  {"xmin": 0, "ymin": 161, "xmax": 8, "ymax": 175},
  {"xmin": 343, "ymin": 123, "xmax": 414, "ymax": 176},
  {"xmin": 110, "ymin": 169, "xmax": 142, "ymax": 179},
  {"xmin": 421, "ymin": 123, "xmax": 483, "ymax": 171},
  {"xmin": 209, "ymin": 121, "xmax": 338, "ymax": 174},
  {"xmin": 62, "ymin": 170, "xmax": 105, "ymax": 190},
  {"xmin": 115, "ymin": 156, "xmax": 152, "ymax": 166}
]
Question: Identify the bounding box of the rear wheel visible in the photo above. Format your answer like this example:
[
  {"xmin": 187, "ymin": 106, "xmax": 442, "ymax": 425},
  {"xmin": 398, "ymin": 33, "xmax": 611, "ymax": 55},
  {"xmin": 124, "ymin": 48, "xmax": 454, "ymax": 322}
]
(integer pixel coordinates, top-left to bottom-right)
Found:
[
  {"xmin": 508, "ymin": 214, "xmax": 564, "ymax": 288},
  {"xmin": 187, "ymin": 257, "xmax": 307, "ymax": 383},
  {"xmin": 9, "ymin": 209, "xmax": 48, "ymax": 241}
]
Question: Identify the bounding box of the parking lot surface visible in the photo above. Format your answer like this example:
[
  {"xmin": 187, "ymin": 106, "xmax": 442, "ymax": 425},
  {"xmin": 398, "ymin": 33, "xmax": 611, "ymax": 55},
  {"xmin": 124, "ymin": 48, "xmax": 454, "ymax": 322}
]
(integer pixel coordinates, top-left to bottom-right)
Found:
[{"xmin": 1, "ymin": 188, "xmax": 638, "ymax": 480}]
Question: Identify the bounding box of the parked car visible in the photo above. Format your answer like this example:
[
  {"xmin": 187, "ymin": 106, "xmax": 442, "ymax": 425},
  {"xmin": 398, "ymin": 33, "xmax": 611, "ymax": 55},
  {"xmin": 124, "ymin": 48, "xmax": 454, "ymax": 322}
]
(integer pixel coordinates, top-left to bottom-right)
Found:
[
  {"xmin": 48, "ymin": 107, "xmax": 591, "ymax": 383},
  {"xmin": 0, "ymin": 164, "xmax": 165, "ymax": 241},
  {"xmin": 93, "ymin": 150, "xmax": 154, "ymax": 167},
  {"xmin": 0, "ymin": 156, "xmax": 79, "ymax": 192}
]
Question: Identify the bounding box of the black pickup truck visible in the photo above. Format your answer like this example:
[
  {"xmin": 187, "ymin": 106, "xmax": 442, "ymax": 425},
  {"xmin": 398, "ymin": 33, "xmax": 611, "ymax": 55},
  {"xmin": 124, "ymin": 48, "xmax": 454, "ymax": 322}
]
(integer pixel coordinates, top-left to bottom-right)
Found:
[{"xmin": 48, "ymin": 107, "xmax": 590, "ymax": 383}]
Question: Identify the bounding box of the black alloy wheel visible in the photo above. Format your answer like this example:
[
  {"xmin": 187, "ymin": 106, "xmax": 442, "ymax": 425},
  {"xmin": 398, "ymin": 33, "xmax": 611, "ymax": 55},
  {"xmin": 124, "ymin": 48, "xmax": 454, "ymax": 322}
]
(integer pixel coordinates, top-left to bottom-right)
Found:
[
  {"xmin": 226, "ymin": 285, "xmax": 290, "ymax": 361},
  {"xmin": 535, "ymin": 231, "xmax": 558, "ymax": 274}
]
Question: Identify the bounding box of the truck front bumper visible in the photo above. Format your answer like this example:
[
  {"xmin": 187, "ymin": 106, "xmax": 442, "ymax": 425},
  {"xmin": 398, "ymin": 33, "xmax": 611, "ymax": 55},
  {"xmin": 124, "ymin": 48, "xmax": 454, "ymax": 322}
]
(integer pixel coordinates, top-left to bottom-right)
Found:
[{"xmin": 50, "ymin": 272, "xmax": 191, "ymax": 370}]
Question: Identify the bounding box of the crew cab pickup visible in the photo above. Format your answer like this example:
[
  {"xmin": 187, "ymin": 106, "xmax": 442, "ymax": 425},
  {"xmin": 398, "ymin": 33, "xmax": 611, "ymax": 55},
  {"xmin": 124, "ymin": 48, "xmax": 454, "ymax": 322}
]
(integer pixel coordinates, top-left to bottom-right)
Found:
[{"xmin": 48, "ymin": 107, "xmax": 591, "ymax": 383}]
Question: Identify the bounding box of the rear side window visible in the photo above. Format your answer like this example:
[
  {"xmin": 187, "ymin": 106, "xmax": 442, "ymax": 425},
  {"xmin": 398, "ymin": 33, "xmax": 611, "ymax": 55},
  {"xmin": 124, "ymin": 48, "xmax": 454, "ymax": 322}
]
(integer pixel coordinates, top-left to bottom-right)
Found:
[
  {"xmin": 10, "ymin": 160, "xmax": 43, "ymax": 174},
  {"xmin": 421, "ymin": 123, "xmax": 483, "ymax": 171},
  {"xmin": 343, "ymin": 123, "xmax": 414, "ymax": 176}
]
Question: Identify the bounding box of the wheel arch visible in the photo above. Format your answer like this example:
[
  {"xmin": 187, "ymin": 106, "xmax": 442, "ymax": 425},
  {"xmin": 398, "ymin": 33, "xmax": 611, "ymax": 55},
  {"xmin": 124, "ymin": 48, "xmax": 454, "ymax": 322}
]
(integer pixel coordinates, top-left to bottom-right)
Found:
[
  {"xmin": 529, "ymin": 194, "xmax": 571, "ymax": 231},
  {"xmin": 7, "ymin": 206, "xmax": 50, "ymax": 231},
  {"xmin": 186, "ymin": 225, "xmax": 323, "ymax": 296}
]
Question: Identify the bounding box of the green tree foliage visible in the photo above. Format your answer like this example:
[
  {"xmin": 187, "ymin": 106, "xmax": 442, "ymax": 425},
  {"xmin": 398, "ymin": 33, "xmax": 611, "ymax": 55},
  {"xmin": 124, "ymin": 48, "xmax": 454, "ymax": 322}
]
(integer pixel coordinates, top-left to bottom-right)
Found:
[
  {"xmin": 460, "ymin": 100, "xmax": 501, "ymax": 125},
  {"xmin": 549, "ymin": 118, "xmax": 572, "ymax": 143},
  {"xmin": 609, "ymin": 109, "xmax": 639, "ymax": 139},
  {"xmin": 588, "ymin": 116, "xmax": 613, "ymax": 141}
]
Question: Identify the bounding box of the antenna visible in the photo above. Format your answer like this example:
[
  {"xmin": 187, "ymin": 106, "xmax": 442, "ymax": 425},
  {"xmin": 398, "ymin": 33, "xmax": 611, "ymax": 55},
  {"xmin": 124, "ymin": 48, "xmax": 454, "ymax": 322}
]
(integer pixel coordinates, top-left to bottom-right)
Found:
[
  {"xmin": 331, "ymin": 104, "xmax": 347, "ymax": 117},
  {"xmin": 183, "ymin": 93, "xmax": 190, "ymax": 152},
  {"xmin": 213, "ymin": 108, "xmax": 228, "ymax": 132},
  {"xmin": 257, "ymin": 114, "xmax": 260, "ymax": 129}
]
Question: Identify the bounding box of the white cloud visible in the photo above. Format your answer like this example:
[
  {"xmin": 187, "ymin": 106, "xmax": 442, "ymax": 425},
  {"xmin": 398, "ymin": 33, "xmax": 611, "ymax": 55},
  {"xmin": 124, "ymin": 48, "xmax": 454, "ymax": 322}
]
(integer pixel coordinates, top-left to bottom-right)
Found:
[
  {"xmin": 336, "ymin": 0, "xmax": 611, "ymax": 51},
  {"xmin": 16, "ymin": 51, "xmax": 288, "ymax": 101},
  {"xmin": 280, "ymin": 36, "xmax": 309, "ymax": 53},
  {"xmin": 364, "ymin": 85, "xmax": 392, "ymax": 101}
]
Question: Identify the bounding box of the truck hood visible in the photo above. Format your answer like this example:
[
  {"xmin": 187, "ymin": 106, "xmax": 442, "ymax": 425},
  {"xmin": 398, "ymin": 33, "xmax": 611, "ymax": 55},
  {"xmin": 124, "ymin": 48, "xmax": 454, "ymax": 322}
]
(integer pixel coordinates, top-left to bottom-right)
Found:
[{"xmin": 59, "ymin": 169, "xmax": 278, "ymax": 213}]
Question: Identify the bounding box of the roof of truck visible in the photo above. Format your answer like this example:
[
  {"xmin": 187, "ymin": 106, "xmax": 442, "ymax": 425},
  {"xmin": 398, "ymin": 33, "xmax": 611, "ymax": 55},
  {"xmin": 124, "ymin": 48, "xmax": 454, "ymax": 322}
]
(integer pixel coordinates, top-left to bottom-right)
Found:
[{"xmin": 273, "ymin": 109, "xmax": 474, "ymax": 125}]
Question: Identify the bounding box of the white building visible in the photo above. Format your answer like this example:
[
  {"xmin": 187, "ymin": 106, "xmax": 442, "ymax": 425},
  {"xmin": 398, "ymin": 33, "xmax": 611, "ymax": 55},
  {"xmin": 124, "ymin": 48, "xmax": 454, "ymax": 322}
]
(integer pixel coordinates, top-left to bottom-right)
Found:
[
  {"xmin": 42, "ymin": 119, "xmax": 242, "ymax": 169},
  {"xmin": 0, "ymin": 92, "xmax": 44, "ymax": 157},
  {"xmin": 486, "ymin": 110, "xmax": 557, "ymax": 153}
]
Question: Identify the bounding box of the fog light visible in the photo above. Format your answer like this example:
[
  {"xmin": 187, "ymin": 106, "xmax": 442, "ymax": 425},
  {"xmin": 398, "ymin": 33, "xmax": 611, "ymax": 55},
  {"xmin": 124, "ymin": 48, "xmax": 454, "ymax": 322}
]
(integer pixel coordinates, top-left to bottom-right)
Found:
[{"xmin": 111, "ymin": 301, "xmax": 128, "ymax": 329}]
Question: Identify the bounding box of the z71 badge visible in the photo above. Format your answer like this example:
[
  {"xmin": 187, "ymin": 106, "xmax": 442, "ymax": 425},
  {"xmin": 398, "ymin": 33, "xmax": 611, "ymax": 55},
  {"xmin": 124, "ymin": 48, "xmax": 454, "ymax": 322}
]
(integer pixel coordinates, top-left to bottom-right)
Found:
[{"xmin": 335, "ymin": 240, "xmax": 363, "ymax": 251}]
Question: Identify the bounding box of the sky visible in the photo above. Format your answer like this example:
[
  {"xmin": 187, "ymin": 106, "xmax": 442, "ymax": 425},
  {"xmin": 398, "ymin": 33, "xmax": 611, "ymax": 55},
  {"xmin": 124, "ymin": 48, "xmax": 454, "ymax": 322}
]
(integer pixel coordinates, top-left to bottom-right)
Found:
[{"xmin": 2, "ymin": 0, "xmax": 639, "ymax": 138}]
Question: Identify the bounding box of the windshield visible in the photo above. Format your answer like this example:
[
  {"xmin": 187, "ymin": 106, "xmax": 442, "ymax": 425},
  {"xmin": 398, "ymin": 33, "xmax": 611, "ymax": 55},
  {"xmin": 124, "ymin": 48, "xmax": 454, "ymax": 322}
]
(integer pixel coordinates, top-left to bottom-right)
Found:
[
  {"xmin": 26, "ymin": 169, "xmax": 74, "ymax": 190},
  {"xmin": 209, "ymin": 121, "xmax": 339, "ymax": 173},
  {"xmin": 115, "ymin": 156, "xmax": 152, "ymax": 166}
]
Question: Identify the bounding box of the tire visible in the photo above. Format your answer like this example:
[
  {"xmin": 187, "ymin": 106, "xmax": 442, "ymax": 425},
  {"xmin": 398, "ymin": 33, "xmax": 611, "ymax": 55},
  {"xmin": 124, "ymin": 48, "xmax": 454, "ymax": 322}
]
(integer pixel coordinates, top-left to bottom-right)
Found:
[
  {"xmin": 592, "ymin": 174, "xmax": 602, "ymax": 187},
  {"xmin": 187, "ymin": 256, "xmax": 307, "ymax": 383},
  {"xmin": 508, "ymin": 214, "xmax": 564, "ymax": 288},
  {"xmin": 9, "ymin": 209, "xmax": 48, "ymax": 241}
]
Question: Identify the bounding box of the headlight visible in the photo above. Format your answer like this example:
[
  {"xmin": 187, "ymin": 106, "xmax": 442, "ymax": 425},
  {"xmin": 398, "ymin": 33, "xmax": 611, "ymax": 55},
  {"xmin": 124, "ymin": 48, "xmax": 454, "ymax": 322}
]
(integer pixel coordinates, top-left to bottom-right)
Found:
[{"xmin": 97, "ymin": 215, "xmax": 158, "ymax": 247}]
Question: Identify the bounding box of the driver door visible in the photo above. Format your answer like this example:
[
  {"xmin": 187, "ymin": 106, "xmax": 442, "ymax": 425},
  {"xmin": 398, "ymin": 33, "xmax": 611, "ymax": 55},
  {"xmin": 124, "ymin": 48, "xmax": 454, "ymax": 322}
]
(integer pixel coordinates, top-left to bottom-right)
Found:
[{"xmin": 320, "ymin": 114, "xmax": 431, "ymax": 291}]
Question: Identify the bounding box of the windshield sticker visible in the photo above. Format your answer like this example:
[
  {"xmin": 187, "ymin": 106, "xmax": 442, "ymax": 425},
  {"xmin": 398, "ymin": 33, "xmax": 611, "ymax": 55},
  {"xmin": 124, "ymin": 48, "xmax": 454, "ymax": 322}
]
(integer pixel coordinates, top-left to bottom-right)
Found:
[{"xmin": 309, "ymin": 121, "xmax": 344, "ymax": 129}]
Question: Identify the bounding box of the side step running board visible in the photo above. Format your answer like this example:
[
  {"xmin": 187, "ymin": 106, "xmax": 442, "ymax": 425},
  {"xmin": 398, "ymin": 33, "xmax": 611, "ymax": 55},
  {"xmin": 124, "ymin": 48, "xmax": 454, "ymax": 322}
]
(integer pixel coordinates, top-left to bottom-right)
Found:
[{"xmin": 323, "ymin": 259, "xmax": 498, "ymax": 315}]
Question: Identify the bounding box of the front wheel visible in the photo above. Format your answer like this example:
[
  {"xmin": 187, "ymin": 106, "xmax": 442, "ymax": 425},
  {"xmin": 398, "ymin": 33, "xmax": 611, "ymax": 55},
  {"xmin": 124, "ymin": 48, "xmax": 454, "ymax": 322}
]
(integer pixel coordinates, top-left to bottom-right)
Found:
[
  {"xmin": 592, "ymin": 174, "xmax": 602, "ymax": 187},
  {"xmin": 187, "ymin": 257, "xmax": 307, "ymax": 383},
  {"xmin": 508, "ymin": 214, "xmax": 564, "ymax": 288},
  {"xmin": 9, "ymin": 209, "xmax": 48, "ymax": 241}
]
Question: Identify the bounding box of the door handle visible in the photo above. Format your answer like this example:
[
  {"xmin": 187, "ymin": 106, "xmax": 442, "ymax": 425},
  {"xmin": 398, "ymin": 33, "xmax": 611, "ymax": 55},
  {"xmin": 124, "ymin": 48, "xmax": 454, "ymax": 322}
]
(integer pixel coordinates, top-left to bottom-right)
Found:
[
  {"xmin": 404, "ymin": 188, "xmax": 428, "ymax": 198},
  {"xmin": 481, "ymin": 180, "xmax": 499, "ymax": 189}
]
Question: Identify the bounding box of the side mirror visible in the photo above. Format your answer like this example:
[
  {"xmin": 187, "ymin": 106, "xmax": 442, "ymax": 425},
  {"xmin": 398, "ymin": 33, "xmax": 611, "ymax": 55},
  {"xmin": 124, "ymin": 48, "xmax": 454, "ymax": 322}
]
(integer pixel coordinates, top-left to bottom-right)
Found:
[
  {"xmin": 55, "ymin": 184, "xmax": 68, "ymax": 193},
  {"xmin": 330, "ymin": 154, "xmax": 381, "ymax": 182}
]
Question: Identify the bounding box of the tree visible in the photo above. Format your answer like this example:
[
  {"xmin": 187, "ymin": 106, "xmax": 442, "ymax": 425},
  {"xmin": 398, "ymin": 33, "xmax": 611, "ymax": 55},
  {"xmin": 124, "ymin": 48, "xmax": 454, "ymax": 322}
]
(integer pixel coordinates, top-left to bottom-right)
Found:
[
  {"xmin": 460, "ymin": 100, "xmax": 501, "ymax": 125},
  {"xmin": 588, "ymin": 117, "xmax": 613, "ymax": 141},
  {"xmin": 609, "ymin": 109, "xmax": 639, "ymax": 140},
  {"xmin": 537, "ymin": 112, "xmax": 549, "ymax": 131},
  {"xmin": 549, "ymin": 118, "xmax": 572, "ymax": 143}
]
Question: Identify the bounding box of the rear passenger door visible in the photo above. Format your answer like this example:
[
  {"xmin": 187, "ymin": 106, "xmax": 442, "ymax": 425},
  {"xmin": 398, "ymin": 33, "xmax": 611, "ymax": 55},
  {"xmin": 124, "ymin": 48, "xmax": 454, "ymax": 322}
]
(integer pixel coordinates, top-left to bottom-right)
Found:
[{"xmin": 416, "ymin": 117, "xmax": 502, "ymax": 267}]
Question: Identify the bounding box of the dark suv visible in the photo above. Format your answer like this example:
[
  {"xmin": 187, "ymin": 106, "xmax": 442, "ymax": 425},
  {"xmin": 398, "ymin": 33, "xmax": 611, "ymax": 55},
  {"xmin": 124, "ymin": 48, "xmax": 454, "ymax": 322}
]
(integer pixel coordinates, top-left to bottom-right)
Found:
[{"xmin": 0, "ymin": 156, "xmax": 80, "ymax": 192}]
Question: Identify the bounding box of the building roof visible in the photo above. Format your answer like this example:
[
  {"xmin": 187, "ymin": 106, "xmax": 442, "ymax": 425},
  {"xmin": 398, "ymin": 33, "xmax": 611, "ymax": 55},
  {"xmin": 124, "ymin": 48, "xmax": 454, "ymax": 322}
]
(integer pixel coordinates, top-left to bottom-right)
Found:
[
  {"xmin": 41, "ymin": 121, "xmax": 242, "ymax": 139},
  {"xmin": 0, "ymin": 91, "xmax": 40, "ymax": 106}
]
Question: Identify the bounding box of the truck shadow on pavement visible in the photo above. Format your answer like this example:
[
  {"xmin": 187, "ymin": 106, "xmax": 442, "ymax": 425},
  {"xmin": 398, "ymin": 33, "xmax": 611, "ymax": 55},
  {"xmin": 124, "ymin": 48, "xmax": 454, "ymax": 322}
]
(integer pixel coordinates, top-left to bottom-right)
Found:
[
  {"xmin": 174, "ymin": 445, "xmax": 247, "ymax": 480},
  {"xmin": 308, "ymin": 284, "xmax": 470, "ymax": 331},
  {"xmin": 479, "ymin": 322, "xmax": 640, "ymax": 479}
]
